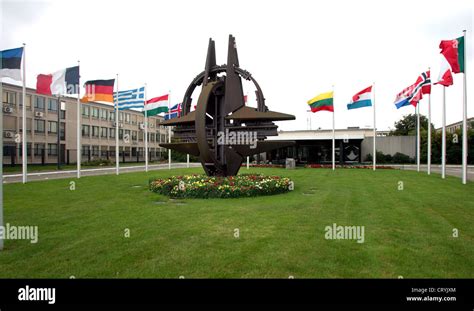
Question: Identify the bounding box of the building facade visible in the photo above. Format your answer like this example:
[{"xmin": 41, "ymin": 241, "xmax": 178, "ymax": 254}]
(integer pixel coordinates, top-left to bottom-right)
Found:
[
  {"xmin": 2, "ymin": 83, "xmax": 169, "ymax": 165},
  {"xmin": 264, "ymin": 128, "xmax": 416, "ymax": 165}
]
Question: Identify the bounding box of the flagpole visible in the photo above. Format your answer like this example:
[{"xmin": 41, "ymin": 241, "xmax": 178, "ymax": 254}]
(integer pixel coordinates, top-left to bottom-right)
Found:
[
  {"xmin": 427, "ymin": 68, "xmax": 432, "ymax": 175},
  {"xmin": 462, "ymin": 29, "xmax": 468, "ymax": 184},
  {"xmin": 22, "ymin": 43, "xmax": 27, "ymax": 183},
  {"xmin": 115, "ymin": 74, "xmax": 119, "ymax": 175},
  {"xmin": 247, "ymin": 156, "xmax": 250, "ymax": 170},
  {"xmin": 76, "ymin": 60, "xmax": 81, "ymax": 178},
  {"xmin": 373, "ymin": 82, "xmax": 376, "ymax": 171},
  {"xmin": 442, "ymin": 86, "xmax": 446, "ymax": 179},
  {"xmin": 332, "ymin": 85, "xmax": 335, "ymax": 171},
  {"xmin": 168, "ymin": 90, "xmax": 171, "ymax": 170},
  {"xmin": 0, "ymin": 77, "xmax": 3, "ymax": 250},
  {"xmin": 144, "ymin": 83, "xmax": 149, "ymax": 172},
  {"xmin": 416, "ymin": 104, "xmax": 420, "ymax": 172}
]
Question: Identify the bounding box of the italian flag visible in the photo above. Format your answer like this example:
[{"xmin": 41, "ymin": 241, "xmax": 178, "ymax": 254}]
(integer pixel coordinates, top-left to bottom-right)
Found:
[
  {"xmin": 436, "ymin": 36, "xmax": 464, "ymax": 87},
  {"xmin": 144, "ymin": 94, "xmax": 168, "ymax": 116}
]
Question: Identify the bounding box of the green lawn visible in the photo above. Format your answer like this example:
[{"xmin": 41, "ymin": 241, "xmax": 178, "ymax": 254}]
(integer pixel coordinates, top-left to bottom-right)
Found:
[{"xmin": 1, "ymin": 167, "xmax": 473, "ymax": 278}]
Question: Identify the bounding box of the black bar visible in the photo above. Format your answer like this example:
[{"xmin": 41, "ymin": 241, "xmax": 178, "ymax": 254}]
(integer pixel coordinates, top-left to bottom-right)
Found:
[
  {"xmin": 41, "ymin": 149, "xmax": 45, "ymax": 166},
  {"xmin": 0, "ymin": 279, "xmax": 472, "ymax": 306}
]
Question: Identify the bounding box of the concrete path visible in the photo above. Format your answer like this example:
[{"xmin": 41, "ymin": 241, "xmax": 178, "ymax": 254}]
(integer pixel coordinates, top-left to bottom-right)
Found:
[{"xmin": 2, "ymin": 163, "xmax": 202, "ymax": 184}]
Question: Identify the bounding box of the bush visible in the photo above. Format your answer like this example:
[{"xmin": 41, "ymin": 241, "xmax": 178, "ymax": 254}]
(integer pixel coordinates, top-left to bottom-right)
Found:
[
  {"xmin": 149, "ymin": 174, "xmax": 293, "ymax": 199},
  {"xmin": 392, "ymin": 152, "xmax": 412, "ymax": 164}
]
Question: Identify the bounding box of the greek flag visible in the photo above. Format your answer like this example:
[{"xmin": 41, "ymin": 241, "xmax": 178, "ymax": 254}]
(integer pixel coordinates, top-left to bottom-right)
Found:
[{"xmin": 113, "ymin": 87, "xmax": 145, "ymax": 110}]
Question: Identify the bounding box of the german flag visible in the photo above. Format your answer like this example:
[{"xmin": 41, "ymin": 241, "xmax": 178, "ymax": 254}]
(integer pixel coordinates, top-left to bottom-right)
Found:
[{"xmin": 80, "ymin": 79, "xmax": 115, "ymax": 103}]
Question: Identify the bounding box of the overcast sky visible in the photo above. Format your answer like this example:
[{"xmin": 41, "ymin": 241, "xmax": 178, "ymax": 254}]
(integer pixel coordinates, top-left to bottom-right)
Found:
[{"xmin": 1, "ymin": 0, "xmax": 472, "ymax": 131}]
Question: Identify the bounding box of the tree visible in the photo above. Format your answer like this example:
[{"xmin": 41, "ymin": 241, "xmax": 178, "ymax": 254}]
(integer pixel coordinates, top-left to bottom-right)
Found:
[{"xmin": 390, "ymin": 113, "xmax": 432, "ymax": 136}]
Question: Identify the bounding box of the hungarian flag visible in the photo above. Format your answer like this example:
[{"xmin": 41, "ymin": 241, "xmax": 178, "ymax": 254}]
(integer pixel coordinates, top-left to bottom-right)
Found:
[
  {"xmin": 143, "ymin": 94, "xmax": 168, "ymax": 116},
  {"xmin": 80, "ymin": 79, "xmax": 115, "ymax": 103},
  {"xmin": 307, "ymin": 91, "xmax": 334, "ymax": 112},
  {"xmin": 36, "ymin": 66, "xmax": 79, "ymax": 95}
]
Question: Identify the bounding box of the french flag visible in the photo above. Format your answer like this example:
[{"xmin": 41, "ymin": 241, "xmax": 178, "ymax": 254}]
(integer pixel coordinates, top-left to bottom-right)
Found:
[
  {"xmin": 36, "ymin": 66, "xmax": 79, "ymax": 96},
  {"xmin": 347, "ymin": 86, "xmax": 372, "ymax": 110}
]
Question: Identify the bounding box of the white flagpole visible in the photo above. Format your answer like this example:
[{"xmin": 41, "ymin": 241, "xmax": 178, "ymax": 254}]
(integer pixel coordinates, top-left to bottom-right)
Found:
[
  {"xmin": 168, "ymin": 90, "xmax": 171, "ymax": 170},
  {"xmin": 442, "ymin": 86, "xmax": 446, "ymax": 179},
  {"xmin": 462, "ymin": 30, "xmax": 468, "ymax": 184},
  {"xmin": 186, "ymin": 154, "xmax": 189, "ymax": 168},
  {"xmin": 0, "ymin": 76, "xmax": 3, "ymax": 250},
  {"xmin": 115, "ymin": 74, "xmax": 120, "ymax": 175},
  {"xmin": 247, "ymin": 156, "xmax": 250, "ymax": 170},
  {"xmin": 416, "ymin": 104, "xmax": 420, "ymax": 172},
  {"xmin": 332, "ymin": 85, "xmax": 335, "ymax": 171},
  {"xmin": 427, "ymin": 68, "xmax": 432, "ymax": 175},
  {"xmin": 76, "ymin": 60, "xmax": 81, "ymax": 178},
  {"xmin": 144, "ymin": 84, "xmax": 149, "ymax": 172},
  {"xmin": 22, "ymin": 43, "xmax": 27, "ymax": 183},
  {"xmin": 373, "ymin": 82, "xmax": 376, "ymax": 171}
]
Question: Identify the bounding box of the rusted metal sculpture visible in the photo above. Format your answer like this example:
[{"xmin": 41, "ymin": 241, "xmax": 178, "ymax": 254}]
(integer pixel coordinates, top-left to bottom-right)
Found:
[{"xmin": 160, "ymin": 35, "xmax": 295, "ymax": 176}]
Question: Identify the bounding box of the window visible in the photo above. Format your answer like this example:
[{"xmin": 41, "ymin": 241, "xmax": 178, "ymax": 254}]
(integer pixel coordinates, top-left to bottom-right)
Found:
[
  {"xmin": 131, "ymin": 115, "xmax": 137, "ymax": 125},
  {"xmin": 101, "ymin": 127, "xmax": 107, "ymax": 138},
  {"xmin": 82, "ymin": 105, "xmax": 89, "ymax": 117},
  {"xmin": 92, "ymin": 126, "xmax": 100, "ymax": 137},
  {"xmin": 119, "ymin": 112, "xmax": 124, "ymax": 122},
  {"xmin": 125, "ymin": 113, "xmax": 130, "ymax": 124},
  {"xmin": 132, "ymin": 131, "xmax": 137, "ymax": 141},
  {"xmin": 48, "ymin": 143, "xmax": 58, "ymax": 156},
  {"xmin": 19, "ymin": 94, "xmax": 32, "ymax": 109},
  {"xmin": 34, "ymin": 119, "xmax": 45, "ymax": 133},
  {"xmin": 60, "ymin": 122, "xmax": 66, "ymax": 140},
  {"xmin": 119, "ymin": 129, "xmax": 123, "ymax": 139},
  {"xmin": 82, "ymin": 145, "xmax": 90, "ymax": 156},
  {"xmin": 100, "ymin": 109, "xmax": 108, "ymax": 120},
  {"xmin": 92, "ymin": 145, "xmax": 100, "ymax": 156},
  {"xmin": 2, "ymin": 91, "xmax": 16, "ymax": 106},
  {"xmin": 82, "ymin": 125, "xmax": 90, "ymax": 137},
  {"xmin": 35, "ymin": 96, "xmax": 45, "ymax": 110},
  {"xmin": 109, "ymin": 111, "xmax": 115, "ymax": 121},
  {"xmin": 139, "ymin": 132, "xmax": 143, "ymax": 141},
  {"xmin": 34, "ymin": 143, "xmax": 45, "ymax": 156},
  {"xmin": 48, "ymin": 121, "xmax": 57, "ymax": 133},
  {"xmin": 124, "ymin": 130, "xmax": 130, "ymax": 141},
  {"xmin": 18, "ymin": 143, "xmax": 32, "ymax": 156},
  {"xmin": 48, "ymin": 98, "xmax": 58, "ymax": 112},
  {"xmin": 109, "ymin": 128, "xmax": 115, "ymax": 138},
  {"xmin": 91, "ymin": 107, "xmax": 100, "ymax": 118}
]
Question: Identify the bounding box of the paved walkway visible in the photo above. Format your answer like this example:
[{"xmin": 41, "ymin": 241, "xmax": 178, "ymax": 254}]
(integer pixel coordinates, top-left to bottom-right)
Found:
[
  {"xmin": 384, "ymin": 164, "xmax": 473, "ymax": 181},
  {"xmin": 2, "ymin": 163, "xmax": 202, "ymax": 184},
  {"xmin": 2, "ymin": 163, "xmax": 472, "ymax": 184}
]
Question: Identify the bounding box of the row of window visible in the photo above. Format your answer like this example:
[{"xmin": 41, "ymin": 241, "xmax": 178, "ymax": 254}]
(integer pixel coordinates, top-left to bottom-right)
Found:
[
  {"xmin": 81, "ymin": 145, "xmax": 165, "ymax": 157},
  {"xmin": 3, "ymin": 91, "xmax": 64, "ymax": 112},
  {"xmin": 81, "ymin": 125, "xmax": 166, "ymax": 142},
  {"xmin": 32, "ymin": 120, "xmax": 65, "ymax": 136},
  {"xmin": 81, "ymin": 106, "xmax": 161, "ymax": 128},
  {"xmin": 3, "ymin": 143, "xmax": 59, "ymax": 156}
]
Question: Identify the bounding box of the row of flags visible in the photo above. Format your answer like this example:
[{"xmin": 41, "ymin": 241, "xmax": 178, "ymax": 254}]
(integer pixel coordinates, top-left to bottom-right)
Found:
[
  {"xmin": 0, "ymin": 46, "xmax": 183, "ymax": 182},
  {"xmin": 306, "ymin": 34, "xmax": 468, "ymax": 184}
]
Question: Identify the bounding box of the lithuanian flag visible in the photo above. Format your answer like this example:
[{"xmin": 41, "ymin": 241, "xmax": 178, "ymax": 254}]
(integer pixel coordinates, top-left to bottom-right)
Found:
[
  {"xmin": 80, "ymin": 79, "xmax": 115, "ymax": 103},
  {"xmin": 307, "ymin": 91, "xmax": 334, "ymax": 113}
]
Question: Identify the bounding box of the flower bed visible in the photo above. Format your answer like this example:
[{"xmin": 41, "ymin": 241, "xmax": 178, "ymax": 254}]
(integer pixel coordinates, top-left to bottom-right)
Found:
[
  {"xmin": 305, "ymin": 164, "xmax": 394, "ymax": 169},
  {"xmin": 149, "ymin": 174, "xmax": 293, "ymax": 199}
]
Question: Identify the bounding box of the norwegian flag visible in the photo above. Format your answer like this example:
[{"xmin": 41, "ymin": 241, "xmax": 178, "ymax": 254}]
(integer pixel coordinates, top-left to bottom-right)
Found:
[{"xmin": 394, "ymin": 71, "xmax": 431, "ymax": 109}]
